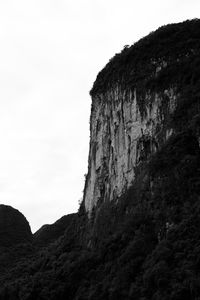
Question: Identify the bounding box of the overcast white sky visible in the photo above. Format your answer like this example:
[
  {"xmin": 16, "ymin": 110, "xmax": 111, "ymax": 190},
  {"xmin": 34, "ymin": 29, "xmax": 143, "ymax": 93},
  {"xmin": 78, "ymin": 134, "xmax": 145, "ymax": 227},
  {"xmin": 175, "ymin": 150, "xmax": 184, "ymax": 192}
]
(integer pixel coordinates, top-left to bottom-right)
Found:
[{"xmin": 0, "ymin": 0, "xmax": 199, "ymax": 232}]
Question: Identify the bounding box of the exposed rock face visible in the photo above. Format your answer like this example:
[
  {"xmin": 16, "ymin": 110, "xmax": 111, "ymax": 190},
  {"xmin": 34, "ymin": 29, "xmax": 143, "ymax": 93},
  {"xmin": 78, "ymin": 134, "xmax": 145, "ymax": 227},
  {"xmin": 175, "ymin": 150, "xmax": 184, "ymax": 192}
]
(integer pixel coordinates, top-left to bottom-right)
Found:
[
  {"xmin": 84, "ymin": 86, "xmax": 177, "ymax": 213},
  {"xmin": 83, "ymin": 19, "xmax": 200, "ymax": 214},
  {"xmin": 0, "ymin": 19, "xmax": 200, "ymax": 300},
  {"xmin": 0, "ymin": 205, "xmax": 32, "ymax": 247}
]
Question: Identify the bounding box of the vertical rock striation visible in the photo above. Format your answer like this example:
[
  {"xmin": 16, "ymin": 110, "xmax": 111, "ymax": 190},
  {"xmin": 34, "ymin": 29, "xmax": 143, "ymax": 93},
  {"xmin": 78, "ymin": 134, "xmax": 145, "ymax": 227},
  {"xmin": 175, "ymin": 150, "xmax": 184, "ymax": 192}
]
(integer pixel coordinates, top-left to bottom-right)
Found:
[
  {"xmin": 83, "ymin": 19, "xmax": 200, "ymax": 214},
  {"xmin": 84, "ymin": 85, "xmax": 177, "ymax": 213}
]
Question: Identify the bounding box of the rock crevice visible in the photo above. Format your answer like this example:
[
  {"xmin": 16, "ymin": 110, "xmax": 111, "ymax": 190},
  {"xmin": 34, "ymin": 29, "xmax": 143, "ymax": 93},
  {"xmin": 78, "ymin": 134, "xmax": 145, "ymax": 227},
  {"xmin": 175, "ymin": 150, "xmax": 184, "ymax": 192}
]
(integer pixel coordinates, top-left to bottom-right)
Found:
[{"xmin": 84, "ymin": 84, "xmax": 177, "ymax": 213}]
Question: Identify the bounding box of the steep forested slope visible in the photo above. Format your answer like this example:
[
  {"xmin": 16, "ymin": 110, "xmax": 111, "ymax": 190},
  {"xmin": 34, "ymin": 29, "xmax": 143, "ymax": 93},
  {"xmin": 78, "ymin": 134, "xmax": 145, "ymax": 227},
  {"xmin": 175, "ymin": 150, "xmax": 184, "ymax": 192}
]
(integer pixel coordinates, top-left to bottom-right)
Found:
[{"xmin": 0, "ymin": 19, "xmax": 200, "ymax": 300}]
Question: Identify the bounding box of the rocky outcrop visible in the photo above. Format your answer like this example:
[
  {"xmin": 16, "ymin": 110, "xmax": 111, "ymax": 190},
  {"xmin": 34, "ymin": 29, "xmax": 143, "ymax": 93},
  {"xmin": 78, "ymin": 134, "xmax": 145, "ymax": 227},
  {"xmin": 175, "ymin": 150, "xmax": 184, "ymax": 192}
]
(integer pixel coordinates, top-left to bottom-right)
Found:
[
  {"xmin": 84, "ymin": 86, "xmax": 177, "ymax": 213},
  {"xmin": 83, "ymin": 19, "xmax": 200, "ymax": 214},
  {"xmin": 0, "ymin": 205, "xmax": 32, "ymax": 248},
  {"xmin": 0, "ymin": 19, "xmax": 200, "ymax": 300}
]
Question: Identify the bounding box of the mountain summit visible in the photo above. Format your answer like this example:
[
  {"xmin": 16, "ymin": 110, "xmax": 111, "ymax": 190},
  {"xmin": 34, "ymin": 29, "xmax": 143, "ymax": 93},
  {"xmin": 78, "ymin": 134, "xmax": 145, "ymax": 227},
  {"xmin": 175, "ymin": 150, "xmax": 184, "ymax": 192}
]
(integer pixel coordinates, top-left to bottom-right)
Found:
[
  {"xmin": 1, "ymin": 19, "xmax": 200, "ymax": 300},
  {"xmin": 84, "ymin": 18, "xmax": 200, "ymax": 214}
]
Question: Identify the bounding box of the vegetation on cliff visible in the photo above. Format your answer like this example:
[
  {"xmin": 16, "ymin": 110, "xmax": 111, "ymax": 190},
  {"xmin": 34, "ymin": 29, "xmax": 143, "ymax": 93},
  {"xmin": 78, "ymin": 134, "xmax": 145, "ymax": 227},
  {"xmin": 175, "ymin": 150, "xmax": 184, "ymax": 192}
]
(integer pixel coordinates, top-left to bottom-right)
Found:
[
  {"xmin": 91, "ymin": 19, "xmax": 200, "ymax": 98},
  {"xmin": 0, "ymin": 19, "xmax": 200, "ymax": 300}
]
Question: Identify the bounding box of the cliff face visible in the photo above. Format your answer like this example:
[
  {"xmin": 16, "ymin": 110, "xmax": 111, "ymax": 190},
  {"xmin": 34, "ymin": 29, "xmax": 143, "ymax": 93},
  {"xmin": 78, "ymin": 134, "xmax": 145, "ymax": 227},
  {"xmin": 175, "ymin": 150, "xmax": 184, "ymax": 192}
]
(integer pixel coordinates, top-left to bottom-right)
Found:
[
  {"xmin": 84, "ymin": 85, "xmax": 177, "ymax": 213},
  {"xmin": 1, "ymin": 19, "xmax": 200, "ymax": 300},
  {"xmin": 83, "ymin": 19, "xmax": 200, "ymax": 214}
]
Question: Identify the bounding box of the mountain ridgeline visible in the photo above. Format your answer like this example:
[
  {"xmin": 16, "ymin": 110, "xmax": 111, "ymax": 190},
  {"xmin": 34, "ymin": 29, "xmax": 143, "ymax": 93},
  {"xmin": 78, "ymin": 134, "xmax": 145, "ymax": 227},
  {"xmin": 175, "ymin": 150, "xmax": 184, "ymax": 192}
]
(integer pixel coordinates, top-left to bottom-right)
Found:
[{"xmin": 1, "ymin": 19, "xmax": 200, "ymax": 300}]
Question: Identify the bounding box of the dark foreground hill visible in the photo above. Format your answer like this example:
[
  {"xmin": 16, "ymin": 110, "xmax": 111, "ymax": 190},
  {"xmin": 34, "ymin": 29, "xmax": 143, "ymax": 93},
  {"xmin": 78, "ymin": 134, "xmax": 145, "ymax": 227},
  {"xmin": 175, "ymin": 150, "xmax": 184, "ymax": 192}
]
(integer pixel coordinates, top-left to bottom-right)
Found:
[
  {"xmin": 0, "ymin": 204, "xmax": 32, "ymax": 248},
  {"xmin": 1, "ymin": 19, "xmax": 200, "ymax": 300},
  {"xmin": 33, "ymin": 214, "xmax": 76, "ymax": 247}
]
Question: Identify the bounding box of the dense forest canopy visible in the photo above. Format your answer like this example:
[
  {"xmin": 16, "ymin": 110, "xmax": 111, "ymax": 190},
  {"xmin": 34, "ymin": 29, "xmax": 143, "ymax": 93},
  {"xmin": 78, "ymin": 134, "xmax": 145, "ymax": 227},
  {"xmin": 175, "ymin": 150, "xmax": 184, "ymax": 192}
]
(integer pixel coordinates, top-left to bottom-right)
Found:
[
  {"xmin": 0, "ymin": 19, "xmax": 200, "ymax": 300},
  {"xmin": 91, "ymin": 19, "xmax": 200, "ymax": 97}
]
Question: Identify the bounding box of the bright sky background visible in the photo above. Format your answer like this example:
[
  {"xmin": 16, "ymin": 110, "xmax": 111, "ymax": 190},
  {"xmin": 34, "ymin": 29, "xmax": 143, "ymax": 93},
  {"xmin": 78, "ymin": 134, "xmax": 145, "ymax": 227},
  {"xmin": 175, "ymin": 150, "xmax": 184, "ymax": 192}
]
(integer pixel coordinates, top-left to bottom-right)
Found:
[{"xmin": 0, "ymin": 0, "xmax": 199, "ymax": 232}]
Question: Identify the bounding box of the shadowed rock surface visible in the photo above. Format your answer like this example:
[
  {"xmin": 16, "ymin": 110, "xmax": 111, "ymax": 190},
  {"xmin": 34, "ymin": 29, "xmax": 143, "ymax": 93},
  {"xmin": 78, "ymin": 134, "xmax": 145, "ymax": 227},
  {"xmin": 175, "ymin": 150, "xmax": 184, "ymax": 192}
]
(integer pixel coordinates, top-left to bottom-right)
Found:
[{"xmin": 0, "ymin": 19, "xmax": 200, "ymax": 300}]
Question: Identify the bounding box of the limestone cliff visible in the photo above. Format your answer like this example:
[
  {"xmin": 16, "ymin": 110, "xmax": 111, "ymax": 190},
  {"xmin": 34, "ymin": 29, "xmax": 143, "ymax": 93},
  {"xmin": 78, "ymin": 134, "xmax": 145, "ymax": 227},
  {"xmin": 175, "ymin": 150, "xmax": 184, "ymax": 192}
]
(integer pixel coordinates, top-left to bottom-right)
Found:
[
  {"xmin": 84, "ymin": 86, "xmax": 177, "ymax": 213},
  {"xmin": 83, "ymin": 19, "xmax": 200, "ymax": 213},
  {"xmin": 1, "ymin": 19, "xmax": 200, "ymax": 300}
]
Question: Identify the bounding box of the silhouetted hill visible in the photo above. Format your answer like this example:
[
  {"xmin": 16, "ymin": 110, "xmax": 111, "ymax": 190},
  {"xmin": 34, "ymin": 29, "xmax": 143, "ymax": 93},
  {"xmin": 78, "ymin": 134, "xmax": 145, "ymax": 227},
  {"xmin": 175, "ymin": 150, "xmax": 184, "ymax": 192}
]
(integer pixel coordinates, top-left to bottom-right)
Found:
[
  {"xmin": 0, "ymin": 19, "xmax": 200, "ymax": 300},
  {"xmin": 0, "ymin": 204, "xmax": 32, "ymax": 248},
  {"xmin": 34, "ymin": 214, "xmax": 76, "ymax": 247}
]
